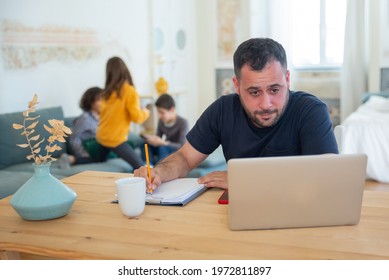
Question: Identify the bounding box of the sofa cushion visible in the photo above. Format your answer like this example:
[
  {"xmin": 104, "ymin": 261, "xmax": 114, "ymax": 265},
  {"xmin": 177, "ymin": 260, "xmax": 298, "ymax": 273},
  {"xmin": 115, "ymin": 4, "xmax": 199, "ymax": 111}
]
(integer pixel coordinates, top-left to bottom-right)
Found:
[
  {"xmin": 0, "ymin": 170, "xmax": 33, "ymax": 199},
  {"xmin": 3, "ymin": 158, "xmax": 133, "ymax": 178},
  {"xmin": 49, "ymin": 158, "xmax": 133, "ymax": 177},
  {"xmin": 0, "ymin": 107, "xmax": 67, "ymax": 169},
  {"xmin": 0, "ymin": 158, "xmax": 132, "ymax": 199},
  {"xmin": 64, "ymin": 116, "xmax": 76, "ymax": 155},
  {"xmin": 197, "ymin": 146, "xmax": 226, "ymax": 168},
  {"xmin": 187, "ymin": 162, "xmax": 227, "ymax": 178},
  {"xmin": 186, "ymin": 147, "xmax": 227, "ymax": 178}
]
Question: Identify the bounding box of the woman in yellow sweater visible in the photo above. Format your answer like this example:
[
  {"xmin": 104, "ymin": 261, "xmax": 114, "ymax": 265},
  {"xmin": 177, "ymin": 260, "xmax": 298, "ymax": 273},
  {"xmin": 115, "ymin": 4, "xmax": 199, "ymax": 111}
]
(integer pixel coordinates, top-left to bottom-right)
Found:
[{"xmin": 96, "ymin": 57, "xmax": 149, "ymax": 169}]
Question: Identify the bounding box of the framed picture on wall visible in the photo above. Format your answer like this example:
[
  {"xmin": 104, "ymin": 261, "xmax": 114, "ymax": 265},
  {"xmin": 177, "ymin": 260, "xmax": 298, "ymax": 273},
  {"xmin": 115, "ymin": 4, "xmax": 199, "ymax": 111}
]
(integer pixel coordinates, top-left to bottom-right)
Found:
[
  {"xmin": 216, "ymin": 68, "xmax": 235, "ymax": 98},
  {"xmin": 216, "ymin": 0, "xmax": 241, "ymax": 65},
  {"xmin": 321, "ymin": 98, "xmax": 340, "ymax": 127}
]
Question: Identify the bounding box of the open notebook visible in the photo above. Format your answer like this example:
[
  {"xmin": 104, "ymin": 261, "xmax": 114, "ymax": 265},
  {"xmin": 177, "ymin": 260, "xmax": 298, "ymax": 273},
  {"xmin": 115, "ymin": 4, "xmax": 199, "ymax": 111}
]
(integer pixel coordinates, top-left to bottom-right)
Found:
[{"xmin": 146, "ymin": 178, "xmax": 206, "ymax": 206}]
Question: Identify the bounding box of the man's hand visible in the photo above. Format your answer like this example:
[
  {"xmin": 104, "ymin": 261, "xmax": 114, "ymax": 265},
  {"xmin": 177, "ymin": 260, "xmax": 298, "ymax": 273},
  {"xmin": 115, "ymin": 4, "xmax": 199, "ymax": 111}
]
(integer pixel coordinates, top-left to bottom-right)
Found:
[
  {"xmin": 198, "ymin": 171, "xmax": 228, "ymax": 189},
  {"xmin": 134, "ymin": 142, "xmax": 209, "ymax": 191},
  {"xmin": 133, "ymin": 166, "xmax": 162, "ymax": 193}
]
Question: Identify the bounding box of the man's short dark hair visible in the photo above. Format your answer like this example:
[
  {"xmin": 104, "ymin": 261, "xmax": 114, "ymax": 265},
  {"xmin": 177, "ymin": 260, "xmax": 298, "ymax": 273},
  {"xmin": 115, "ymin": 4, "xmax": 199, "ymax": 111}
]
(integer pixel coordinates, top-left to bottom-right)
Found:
[
  {"xmin": 155, "ymin": 93, "xmax": 175, "ymax": 110},
  {"xmin": 233, "ymin": 38, "xmax": 288, "ymax": 79}
]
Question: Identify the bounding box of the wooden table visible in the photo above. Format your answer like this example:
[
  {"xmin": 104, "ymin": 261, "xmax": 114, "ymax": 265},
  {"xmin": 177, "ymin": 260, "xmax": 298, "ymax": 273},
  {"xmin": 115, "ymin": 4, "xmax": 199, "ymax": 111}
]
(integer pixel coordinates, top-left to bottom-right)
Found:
[{"xmin": 1, "ymin": 171, "xmax": 389, "ymax": 260}]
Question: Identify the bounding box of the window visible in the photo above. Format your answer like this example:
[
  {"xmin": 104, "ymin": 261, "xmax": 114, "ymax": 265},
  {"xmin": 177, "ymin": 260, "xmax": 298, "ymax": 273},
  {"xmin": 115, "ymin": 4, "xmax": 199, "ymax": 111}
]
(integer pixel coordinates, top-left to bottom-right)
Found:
[{"xmin": 291, "ymin": 0, "xmax": 347, "ymax": 69}]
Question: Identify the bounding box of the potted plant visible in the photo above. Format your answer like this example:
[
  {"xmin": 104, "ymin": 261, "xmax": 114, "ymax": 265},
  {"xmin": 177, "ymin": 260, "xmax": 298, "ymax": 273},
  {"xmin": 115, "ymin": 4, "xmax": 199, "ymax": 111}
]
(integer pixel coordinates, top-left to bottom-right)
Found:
[{"xmin": 10, "ymin": 94, "xmax": 77, "ymax": 220}]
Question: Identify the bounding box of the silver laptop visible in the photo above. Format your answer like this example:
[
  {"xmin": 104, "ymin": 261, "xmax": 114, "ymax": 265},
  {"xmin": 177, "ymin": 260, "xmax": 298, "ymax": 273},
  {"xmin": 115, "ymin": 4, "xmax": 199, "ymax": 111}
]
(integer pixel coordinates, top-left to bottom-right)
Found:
[{"xmin": 228, "ymin": 154, "xmax": 367, "ymax": 230}]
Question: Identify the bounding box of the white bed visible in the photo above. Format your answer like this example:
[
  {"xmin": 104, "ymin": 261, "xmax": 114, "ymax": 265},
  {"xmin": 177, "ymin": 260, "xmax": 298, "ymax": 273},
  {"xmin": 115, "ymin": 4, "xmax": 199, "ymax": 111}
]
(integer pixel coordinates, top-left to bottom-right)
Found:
[{"xmin": 336, "ymin": 94, "xmax": 389, "ymax": 183}]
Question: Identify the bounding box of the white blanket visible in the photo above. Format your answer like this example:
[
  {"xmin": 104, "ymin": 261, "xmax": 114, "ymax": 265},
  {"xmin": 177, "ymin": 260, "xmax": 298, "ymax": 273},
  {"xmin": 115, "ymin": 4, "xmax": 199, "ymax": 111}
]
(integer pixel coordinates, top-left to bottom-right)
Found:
[{"xmin": 339, "ymin": 96, "xmax": 389, "ymax": 183}]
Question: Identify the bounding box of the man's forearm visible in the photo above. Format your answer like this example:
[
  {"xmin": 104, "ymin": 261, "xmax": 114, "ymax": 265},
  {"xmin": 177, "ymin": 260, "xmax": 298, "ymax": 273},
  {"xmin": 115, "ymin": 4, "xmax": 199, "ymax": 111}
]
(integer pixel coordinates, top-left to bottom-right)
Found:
[{"xmin": 154, "ymin": 150, "xmax": 191, "ymax": 182}]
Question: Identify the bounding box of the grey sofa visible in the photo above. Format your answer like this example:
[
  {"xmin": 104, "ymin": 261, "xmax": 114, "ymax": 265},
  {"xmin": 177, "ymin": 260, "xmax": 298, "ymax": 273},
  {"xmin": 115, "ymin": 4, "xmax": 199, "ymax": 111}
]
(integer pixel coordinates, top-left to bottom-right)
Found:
[
  {"xmin": 0, "ymin": 106, "xmax": 226, "ymax": 199},
  {"xmin": 0, "ymin": 107, "xmax": 135, "ymax": 199}
]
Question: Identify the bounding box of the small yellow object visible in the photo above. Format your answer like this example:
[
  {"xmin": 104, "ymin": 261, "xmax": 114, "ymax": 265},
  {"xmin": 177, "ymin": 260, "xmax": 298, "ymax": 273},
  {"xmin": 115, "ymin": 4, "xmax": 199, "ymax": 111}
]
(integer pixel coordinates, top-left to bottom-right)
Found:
[
  {"xmin": 155, "ymin": 77, "xmax": 169, "ymax": 95},
  {"xmin": 144, "ymin": 143, "xmax": 153, "ymax": 194}
]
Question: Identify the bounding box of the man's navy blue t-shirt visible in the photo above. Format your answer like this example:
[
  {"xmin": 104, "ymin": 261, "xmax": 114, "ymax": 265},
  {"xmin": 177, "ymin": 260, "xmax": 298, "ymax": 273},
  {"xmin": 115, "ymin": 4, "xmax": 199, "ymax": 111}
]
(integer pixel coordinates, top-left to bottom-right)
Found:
[{"xmin": 186, "ymin": 91, "xmax": 338, "ymax": 161}]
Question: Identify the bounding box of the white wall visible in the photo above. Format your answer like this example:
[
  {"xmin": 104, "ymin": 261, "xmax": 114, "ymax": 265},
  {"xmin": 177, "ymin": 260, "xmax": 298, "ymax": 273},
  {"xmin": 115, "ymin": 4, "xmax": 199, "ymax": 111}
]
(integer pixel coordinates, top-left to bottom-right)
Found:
[
  {"xmin": 379, "ymin": 0, "xmax": 389, "ymax": 71},
  {"xmin": 0, "ymin": 0, "xmax": 199, "ymax": 127},
  {"xmin": 367, "ymin": 0, "xmax": 381, "ymax": 92},
  {"xmin": 380, "ymin": 0, "xmax": 389, "ymax": 67},
  {"xmin": 196, "ymin": 0, "xmax": 217, "ymax": 114},
  {"xmin": 0, "ymin": 0, "xmax": 151, "ymax": 116},
  {"xmin": 150, "ymin": 0, "xmax": 199, "ymax": 126}
]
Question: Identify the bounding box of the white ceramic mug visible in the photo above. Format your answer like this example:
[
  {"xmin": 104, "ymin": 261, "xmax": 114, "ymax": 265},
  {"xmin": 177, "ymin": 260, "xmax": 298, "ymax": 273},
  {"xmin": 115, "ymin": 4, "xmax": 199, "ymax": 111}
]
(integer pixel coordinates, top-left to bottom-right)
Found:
[{"xmin": 115, "ymin": 177, "xmax": 146, "ymax": 218}]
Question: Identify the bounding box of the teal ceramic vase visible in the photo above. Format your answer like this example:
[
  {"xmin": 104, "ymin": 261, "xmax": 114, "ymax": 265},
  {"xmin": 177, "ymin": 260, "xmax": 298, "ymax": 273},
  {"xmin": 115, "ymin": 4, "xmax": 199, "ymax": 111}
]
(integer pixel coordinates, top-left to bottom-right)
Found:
[{"xmin": 10, "ymin": 163, "xmax": 77, "ymax": 220}]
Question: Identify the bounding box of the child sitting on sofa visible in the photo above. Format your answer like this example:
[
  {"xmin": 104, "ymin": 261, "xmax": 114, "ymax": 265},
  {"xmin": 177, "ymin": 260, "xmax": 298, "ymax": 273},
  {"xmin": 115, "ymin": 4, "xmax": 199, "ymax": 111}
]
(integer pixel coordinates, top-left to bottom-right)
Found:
[
  {"xmin": 142, "ymin": 93, "xmax": 189, "ymax": 165},
  {"xmin": 59, "ymin": 87, "xmax": 102, "ymax": 169}
]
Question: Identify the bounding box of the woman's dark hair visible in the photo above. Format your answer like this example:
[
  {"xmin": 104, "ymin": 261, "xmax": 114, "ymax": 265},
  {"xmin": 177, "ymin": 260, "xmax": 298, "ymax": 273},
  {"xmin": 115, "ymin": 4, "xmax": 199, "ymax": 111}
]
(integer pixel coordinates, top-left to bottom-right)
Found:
[
  {"xmin": 79, "ymin": 87, "xmax": 102, "ymax": 112},
  {"xmin": 233, "ymin": 38, "xmax": 287, "ymax": 80},
  {"xmin": 103, "ymin": 56, "xmax": 134, "ymax": 99},
  {"xmin": 155, "ymin": 94, "xmax": 175, "ymax": 110}
]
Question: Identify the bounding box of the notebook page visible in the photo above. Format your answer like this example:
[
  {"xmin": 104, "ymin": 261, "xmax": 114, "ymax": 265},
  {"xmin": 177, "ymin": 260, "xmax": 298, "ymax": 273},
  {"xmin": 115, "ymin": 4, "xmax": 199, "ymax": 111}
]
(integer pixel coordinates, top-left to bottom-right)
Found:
[{"xmin": 146, "ymin": 178, "xmax": 204, "ymax": 203}]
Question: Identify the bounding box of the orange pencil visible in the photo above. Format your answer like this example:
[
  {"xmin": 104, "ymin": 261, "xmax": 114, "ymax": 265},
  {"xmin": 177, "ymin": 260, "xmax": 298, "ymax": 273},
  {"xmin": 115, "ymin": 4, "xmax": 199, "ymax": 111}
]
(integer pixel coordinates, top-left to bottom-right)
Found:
[{"xmin": 144, "ymin": 143, "xmax": 153, "ymax": 193}]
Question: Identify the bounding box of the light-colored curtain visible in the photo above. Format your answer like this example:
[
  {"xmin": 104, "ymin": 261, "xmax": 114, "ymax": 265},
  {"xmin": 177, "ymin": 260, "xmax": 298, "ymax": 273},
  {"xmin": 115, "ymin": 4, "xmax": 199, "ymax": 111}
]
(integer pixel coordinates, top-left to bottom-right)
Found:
[
  {"xmin": 340, "ymin": 0, "xmax": 368, "ymax": 121},
  {"xmin": 266, "ymin": 0, "xmax": 296, "ymax": 87}
]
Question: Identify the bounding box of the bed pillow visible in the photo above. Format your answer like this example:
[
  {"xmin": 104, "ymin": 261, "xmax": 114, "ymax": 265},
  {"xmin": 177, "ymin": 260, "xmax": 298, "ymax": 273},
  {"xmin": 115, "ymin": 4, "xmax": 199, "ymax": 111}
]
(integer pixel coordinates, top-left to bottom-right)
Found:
[{"xmin": 361, "ymin": 95, "xmax": 389, "ymax": 112}]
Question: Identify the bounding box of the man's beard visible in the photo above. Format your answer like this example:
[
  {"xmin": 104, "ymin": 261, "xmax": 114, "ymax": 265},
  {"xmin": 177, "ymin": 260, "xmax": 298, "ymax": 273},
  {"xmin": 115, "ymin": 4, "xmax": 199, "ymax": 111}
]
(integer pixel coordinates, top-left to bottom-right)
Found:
[{"xmin": 239, "ymin": 93, "xmax": 289, "ymax": 128}]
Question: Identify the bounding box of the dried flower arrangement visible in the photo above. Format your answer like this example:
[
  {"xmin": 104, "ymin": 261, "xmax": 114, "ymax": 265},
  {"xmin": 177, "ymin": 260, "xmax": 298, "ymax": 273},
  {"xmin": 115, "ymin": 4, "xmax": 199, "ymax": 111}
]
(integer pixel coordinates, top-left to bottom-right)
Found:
[{"xmin": 12, "ymin": 94, "xmax": 72, "ymax": 165}]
